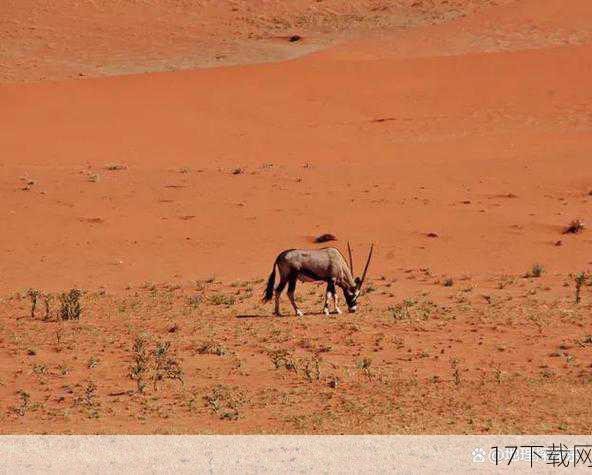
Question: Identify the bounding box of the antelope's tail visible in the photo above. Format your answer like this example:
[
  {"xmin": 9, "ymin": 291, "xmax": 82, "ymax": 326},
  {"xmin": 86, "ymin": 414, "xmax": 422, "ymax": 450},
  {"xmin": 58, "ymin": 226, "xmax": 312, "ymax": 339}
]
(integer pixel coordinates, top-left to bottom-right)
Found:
[{"xmin": 262, "ymin": 261, "xmax": 277, "ymax": 303}]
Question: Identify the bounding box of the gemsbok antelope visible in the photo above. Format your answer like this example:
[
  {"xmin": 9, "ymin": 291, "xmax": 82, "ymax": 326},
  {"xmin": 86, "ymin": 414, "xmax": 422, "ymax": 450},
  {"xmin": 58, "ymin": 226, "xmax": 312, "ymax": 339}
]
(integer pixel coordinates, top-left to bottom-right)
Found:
[{"xmin": 262, "ymin": 243, "xmax": 374, "ymax": 317}]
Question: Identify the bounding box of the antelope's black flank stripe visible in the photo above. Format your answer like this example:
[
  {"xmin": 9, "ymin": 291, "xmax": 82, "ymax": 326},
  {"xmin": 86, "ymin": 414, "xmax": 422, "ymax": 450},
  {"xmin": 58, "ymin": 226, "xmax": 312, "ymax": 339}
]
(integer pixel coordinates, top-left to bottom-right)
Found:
[{"xmin": 300, "ymin": 268, "xmax": 324, "ymax": 281}]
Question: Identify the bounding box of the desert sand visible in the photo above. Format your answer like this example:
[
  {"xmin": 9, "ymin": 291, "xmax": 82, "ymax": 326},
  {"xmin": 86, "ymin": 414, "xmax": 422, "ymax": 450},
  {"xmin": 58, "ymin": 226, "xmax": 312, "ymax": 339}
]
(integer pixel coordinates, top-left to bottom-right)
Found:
[{"xmin": 0, "ymin": 0, "xmax": 591, "ymax": 434}]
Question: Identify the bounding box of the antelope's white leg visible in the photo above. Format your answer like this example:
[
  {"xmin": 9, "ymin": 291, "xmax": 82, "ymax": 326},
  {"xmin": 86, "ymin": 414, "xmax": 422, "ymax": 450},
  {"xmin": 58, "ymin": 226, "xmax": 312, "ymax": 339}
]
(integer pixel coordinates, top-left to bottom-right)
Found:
[
  {"xmin": 288, "ymin": 290, "xmax": 303, "ymax": 317},
  {"xmin": 323, "ymin": 287, "xmax": 331, "ymax": 316},
  {"xmin": 333, "ymin": 292, "xmax": 342, "ymax": 314},
  {"xmin": 287, "ymin": 277, "xmax": 303, "ymax": 317}
]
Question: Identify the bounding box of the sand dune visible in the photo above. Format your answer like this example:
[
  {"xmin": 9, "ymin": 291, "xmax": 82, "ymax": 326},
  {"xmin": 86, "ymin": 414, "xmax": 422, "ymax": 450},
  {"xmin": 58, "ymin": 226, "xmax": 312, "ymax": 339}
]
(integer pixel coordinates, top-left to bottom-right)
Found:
[
  {"xmin": 2, "ymin": 0, "xmax": 591, "ymax": 291},
  {"xmin": 1, "ymin": 0, "xmax": 506, "ymax": 83}
]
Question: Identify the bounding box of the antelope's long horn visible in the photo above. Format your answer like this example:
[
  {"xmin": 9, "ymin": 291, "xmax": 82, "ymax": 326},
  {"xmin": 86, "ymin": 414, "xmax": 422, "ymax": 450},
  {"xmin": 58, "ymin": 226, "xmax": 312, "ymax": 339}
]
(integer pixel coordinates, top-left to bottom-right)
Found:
[
  {"xmin": 347, "ymin": 242, "xmax": 354, "ymax": 275},
  {"xmin": 360, "ymin": 243, "xmax": 374, "ymax": 285}
]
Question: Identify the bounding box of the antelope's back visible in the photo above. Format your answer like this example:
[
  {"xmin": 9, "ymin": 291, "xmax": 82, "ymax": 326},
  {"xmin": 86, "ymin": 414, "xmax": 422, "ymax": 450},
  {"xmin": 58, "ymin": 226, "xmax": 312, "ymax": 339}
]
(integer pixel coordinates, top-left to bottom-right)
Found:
[{"xmin": 279, "ymin": 247, "xmax": 345, "ymax": 273}]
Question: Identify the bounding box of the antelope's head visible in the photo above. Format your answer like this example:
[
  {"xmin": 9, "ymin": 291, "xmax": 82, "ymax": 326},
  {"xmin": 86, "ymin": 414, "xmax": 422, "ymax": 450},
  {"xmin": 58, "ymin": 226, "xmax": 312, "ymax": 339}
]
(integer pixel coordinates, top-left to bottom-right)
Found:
[{"xmin": 343, "ymin": 242, "xmax": 374, "ymax": 313}]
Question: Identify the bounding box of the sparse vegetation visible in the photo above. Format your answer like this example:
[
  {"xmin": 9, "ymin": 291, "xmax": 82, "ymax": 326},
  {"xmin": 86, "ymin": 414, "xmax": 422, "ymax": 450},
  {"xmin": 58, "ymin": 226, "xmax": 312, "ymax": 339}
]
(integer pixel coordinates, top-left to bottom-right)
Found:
[
  {"xmin": 451, "ymin": 358, "xmax": 461, "ymax": 386},
  {"xmin": 59, "ymin": 289, "xmax": 82, "ymax": 320},
  {"xmin": 390, "ymin": 299, "xmax": 441, "ymax": 322},
  {"xmin": 43, "ymin": 293, "xmax": 52, "ymax": 320},
  {"xmin": 268, "ymin": 349, "xmax": 298, "ymax": 372},
  {"xmin": 302, "ymin": 356, "xmax": 321, "ymax": 382},
  {"xmin": 87, "ymin": 356, "xmax": 99, "ymax": 369},
  {"xmin": 195, "ymin": 341, "xmax": 228, "ymax": 356},
  {"xmin": 152, "ymin": 340, "xmax": 184, "ymax": 390},
  {"xmin": 1, "ymin": 276, "xmax": 592, "ymax": 434},
  {"xmin": 493, "ymin": 367, "xmax": 504, "ymax": 384},
  {"xmin": 15, "ymin": 390, "xmax": 30, "ymax": 416},
  {"xmin": 82, "ymin": 382, "xmax": 97, "ymax": 407},
  {"xmin": 27, "ymin": 289, "xmax": 40, "ymax": 319},
  {"xmin": 186, "ymin": 294, "xmax": 203, "ymax": 308},
  {"xmin": 129, "ymin": 335, "xmax": 183, "ymax": 393},
  {"xmin": 497, "ymin": 276, "xmax": 515, "ymax": 289},
  {"xmin": 204, "ymin": 385, "xmax": 244, "ymax": 420},
  {"xmin": 54, "ymin": 328, "xmax": 64, "ymax": 351},
  {"xmin": 357, "ymin": 356, "xmax": 372, "ymax": 377},
  {"xmin": 33, "ymin": 363, "xmax": 47, "ymax": 375},
  {"xmin": 105, "ymin": 163, "xmax": 127, "ymax": 171},
  {"xmin": 390, "ymin": 300, "xmax": 413, "ymax": 320},
  {"xmin": 524, "ymin": 263, "xmax": 544, "ymax": 278},
  {"xmin": 209, "ymin": 293, "xmax": 236, "ymax": 306},
  {"xmin": 574, "ymin": 272, "xmax": 589, "ymax": 304},
  {"xmin": 129, "ymin": 334, "xmax": 150, "ymax": 393}
]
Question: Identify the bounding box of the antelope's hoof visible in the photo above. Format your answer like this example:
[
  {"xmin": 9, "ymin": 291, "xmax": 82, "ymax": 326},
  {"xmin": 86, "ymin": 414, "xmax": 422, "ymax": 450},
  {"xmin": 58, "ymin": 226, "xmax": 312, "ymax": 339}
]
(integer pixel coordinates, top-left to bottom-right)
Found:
[
  {"xmin": 274, "ymin": 311, "xmax": 281, "ymax": 317},
  {"xmin": 334, "ymin": 308, "xmax": 342, "ymax": 315},
  {"xmin": 323, "ymin": 308, "xmax": 330, "ymax": 316},
  {"xmin": 296, "ymin": 309, "xmax": 304, "ymax": 317}
]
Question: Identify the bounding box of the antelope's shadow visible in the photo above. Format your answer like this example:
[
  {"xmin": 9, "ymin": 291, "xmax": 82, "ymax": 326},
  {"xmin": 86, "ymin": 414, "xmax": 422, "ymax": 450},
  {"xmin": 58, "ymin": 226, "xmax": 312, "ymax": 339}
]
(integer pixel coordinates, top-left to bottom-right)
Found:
[{"xmin": 235, "ymin": 312, "xmax": 331, "ymax": 319}]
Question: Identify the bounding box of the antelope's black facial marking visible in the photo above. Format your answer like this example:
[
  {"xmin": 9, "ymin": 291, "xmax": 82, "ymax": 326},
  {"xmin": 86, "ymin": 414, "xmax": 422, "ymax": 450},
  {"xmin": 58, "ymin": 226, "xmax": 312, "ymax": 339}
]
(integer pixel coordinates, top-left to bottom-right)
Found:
[{"xmin": 343, "ymin": 286, "xmax": 359, "ymax": 312}]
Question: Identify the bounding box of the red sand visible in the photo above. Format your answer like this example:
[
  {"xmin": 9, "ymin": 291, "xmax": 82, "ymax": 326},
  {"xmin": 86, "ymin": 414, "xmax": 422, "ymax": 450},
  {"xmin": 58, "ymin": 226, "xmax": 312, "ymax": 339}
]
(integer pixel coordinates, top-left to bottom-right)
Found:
[{"xmin": 1, "ymin": 0, "xmax": 592, "ymax": 434}]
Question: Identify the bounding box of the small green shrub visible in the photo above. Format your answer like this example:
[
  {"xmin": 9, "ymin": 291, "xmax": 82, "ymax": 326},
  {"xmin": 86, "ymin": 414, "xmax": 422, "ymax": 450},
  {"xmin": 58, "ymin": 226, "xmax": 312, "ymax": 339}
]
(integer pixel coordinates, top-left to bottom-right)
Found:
[
  {"xmin": 268, "ymin": 349, "xmax": 298, "ymax": 371},
  {"xmin": 153, "ymin": 340, "xmax": 184, "ymax": 390},
  {"xmin": 129, "ymin": 334, "xmax": 150, "ymax": 393},
  {"xmin": 59, "ymin": 289, "xmax": 82, "ymax": 320},
  {"xmin": 209, "ymin": 294, "xmax": 236, "ymax": 306},
  {"xmin": 524, "ymin": 264, "xmax": 544, "ymax": 278},
  {"xmin": 196, "ymin": 341, "xmax": 228, "ymax": 356},
  {"xmin": 27, "ymin": 289, "xmax": 40, "ymax": 319},
  {"xmin": 204, "ymin": 385, "xmax": 244, "ymax": 420},
  {"xmin": 573, "ymin": 272, "xmax": 589, "ymax": 304}
]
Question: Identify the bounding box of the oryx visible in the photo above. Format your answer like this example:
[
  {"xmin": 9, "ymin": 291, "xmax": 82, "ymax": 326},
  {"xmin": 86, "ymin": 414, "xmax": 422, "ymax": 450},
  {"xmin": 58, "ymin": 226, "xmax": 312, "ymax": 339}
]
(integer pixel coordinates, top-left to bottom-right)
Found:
[{"xmin": 262, "ymin": 243, "xmax": 374, "ymax": 317}]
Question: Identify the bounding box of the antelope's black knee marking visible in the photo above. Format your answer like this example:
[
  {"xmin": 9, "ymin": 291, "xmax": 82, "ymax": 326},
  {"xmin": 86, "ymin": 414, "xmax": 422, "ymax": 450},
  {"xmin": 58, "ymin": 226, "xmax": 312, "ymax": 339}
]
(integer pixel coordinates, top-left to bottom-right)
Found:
[{"xmin": 327, "ymin": 280, "xmax": 336, "ymax": 294}]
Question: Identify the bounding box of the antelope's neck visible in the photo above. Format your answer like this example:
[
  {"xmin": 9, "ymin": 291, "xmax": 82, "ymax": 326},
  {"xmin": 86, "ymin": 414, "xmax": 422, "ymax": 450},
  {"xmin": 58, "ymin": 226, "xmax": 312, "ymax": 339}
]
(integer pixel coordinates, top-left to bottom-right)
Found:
[{"xmin": 337, "ymin": 268, "xmax": 356, "ymax": 289}]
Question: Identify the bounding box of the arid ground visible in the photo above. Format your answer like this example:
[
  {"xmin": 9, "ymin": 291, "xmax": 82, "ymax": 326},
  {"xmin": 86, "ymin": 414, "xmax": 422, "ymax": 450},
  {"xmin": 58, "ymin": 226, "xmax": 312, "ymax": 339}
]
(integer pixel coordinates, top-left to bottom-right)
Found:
[{"xmin": 1, "ymin": 0, "xmax": 592, "ymax": 434}]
